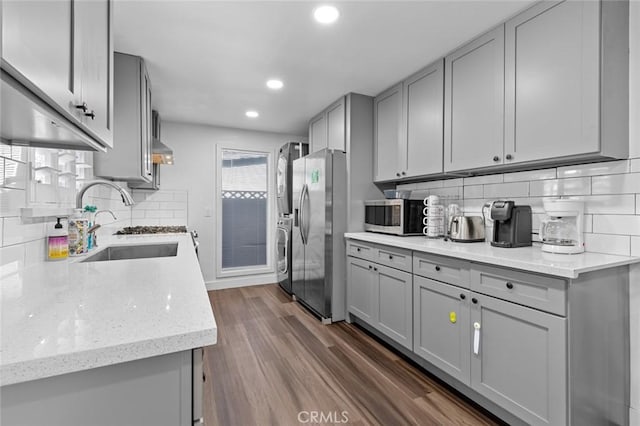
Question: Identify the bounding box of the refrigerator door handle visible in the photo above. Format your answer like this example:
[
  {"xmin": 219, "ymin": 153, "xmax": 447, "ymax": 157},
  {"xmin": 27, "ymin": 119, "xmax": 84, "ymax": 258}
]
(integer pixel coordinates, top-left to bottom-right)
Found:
[{"xmin": 299, "ymin": 184, "xmax": 308, "ymax": 245}]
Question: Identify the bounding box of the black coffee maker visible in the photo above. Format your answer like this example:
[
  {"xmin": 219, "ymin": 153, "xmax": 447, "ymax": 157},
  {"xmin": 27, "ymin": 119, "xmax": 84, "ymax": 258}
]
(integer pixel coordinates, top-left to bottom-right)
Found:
[{"xmin": 490, "ymin": 201, "xmax": 532, "ymax": 248}]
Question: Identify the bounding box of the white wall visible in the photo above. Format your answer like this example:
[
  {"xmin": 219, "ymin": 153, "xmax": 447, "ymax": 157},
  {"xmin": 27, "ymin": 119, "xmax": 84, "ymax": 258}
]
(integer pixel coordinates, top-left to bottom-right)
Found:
[{"xmin": 160, "ymin": 121, "xmax": 304, "ymax": 288}]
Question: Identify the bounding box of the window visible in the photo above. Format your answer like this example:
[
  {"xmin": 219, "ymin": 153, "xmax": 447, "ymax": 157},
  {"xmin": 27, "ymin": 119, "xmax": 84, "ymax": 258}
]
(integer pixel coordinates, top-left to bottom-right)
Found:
[{"xmin": 216, "ymin": 147, "xmax": 272, "ymax": 277}]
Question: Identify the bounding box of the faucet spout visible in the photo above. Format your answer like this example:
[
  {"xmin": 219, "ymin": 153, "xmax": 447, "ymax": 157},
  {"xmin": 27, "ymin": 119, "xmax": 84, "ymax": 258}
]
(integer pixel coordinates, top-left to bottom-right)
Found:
[{"xmin": 76, "ymin": 181, "xmax": 135, "ymax": 209}]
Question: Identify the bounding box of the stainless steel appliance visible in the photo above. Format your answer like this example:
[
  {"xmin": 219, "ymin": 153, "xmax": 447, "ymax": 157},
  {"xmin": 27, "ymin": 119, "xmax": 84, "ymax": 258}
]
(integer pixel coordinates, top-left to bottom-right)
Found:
[
  {"xmin": 277, "ymin": 142, "xmax": 308, "ymax": 216},
  {"xmin": 490, "ymin": 201, "xmax": 532, "ymax": 248},
  {"xmin": 292, "ymin": 149, "xmax": 347, "ymax": 322},
  {"xmin": 276, "ymin": 217, "xmax": 292, "ymax": 293},
  {"xmin": 364, "ymin": 199, "xmax": 424, "ymax": 236},
  {"xmin": 448, "ymin": 215, "xmax": 485, "ymax": 242},
  {"xmin": 540, "ymin": 199, "xmax": 584, "ymax": 254}
]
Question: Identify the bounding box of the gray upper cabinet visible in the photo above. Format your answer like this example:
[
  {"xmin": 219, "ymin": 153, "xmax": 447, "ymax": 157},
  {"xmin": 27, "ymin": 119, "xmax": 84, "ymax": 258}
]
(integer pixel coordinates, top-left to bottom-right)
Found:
[
  {"xmin": 444, "ymin": 26, "xmax": 505, "ymax": 172},
  {"xmin": 414, "ymin": 276, "xmax": 470, "ymax": 385},
  {"xmin": 326, "ymin": 98, "xmax": 345, "ymax": 151},
  {"xmin": 309, "ymin": 113, "xmax": 327, "ymax": 153},
  {"xmin": 1, "ymin": 0, "xmax": 113, "ymax": 149},
  {"xmin": 308, "ymin": 96, "xmax": 345, "ymax": 153},
  {"xmin": 94, "ymin": 53, "xmax": 152, "ymax": 183},
  {"xmin": 504, "ymin": 0, "xmax": 628, "ymax": 165},
  {"xmin": 403, "ymin": 60, "xmax": 444, "ymax": 178},
  {"xmin": 470, "ymin": 293, "xmax": 567, "ymax": 426},
  {"xmin": 373, "ymin": 83, "xmax": 402, "ymax": 182}
]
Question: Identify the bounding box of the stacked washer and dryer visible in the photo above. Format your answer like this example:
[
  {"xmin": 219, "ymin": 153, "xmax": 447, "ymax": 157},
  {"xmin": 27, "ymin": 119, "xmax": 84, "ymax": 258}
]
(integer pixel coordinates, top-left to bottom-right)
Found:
[{"xmin": 276, "ymin": 142, "xmax": 308, "ymax": 294}]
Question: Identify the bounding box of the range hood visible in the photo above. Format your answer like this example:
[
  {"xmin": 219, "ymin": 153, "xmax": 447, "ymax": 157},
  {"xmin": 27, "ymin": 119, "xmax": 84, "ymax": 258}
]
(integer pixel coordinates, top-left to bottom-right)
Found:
[{"xmin": 152, "ymin": 110, "xmax": 174, "ymax": 164}]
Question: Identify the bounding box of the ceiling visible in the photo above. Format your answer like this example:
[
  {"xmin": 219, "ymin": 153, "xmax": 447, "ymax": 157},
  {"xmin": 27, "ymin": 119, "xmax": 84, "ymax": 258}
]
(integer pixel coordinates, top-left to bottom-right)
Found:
[{"xmin": 113, "ymin": 0, "xmax": 537, "ymax": 136}]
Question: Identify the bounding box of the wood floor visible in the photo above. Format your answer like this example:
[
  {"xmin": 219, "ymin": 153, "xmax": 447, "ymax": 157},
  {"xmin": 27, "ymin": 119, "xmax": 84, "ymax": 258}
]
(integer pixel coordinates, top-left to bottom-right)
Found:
[{"xmin": 203, "ymin": 284, "xmax": 502, "ymax": 426}]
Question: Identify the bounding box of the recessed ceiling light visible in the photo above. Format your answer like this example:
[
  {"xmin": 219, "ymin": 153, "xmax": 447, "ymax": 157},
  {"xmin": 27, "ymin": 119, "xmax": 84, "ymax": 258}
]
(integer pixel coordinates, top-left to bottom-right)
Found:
[
  {"xmin": 266, "ymin": 79, "xmax": 284, "ymax": 90},
  {"xmin": 245, "ymin": 110, "xmax": 259, "ymax": 118},
  {"xmin": 313, "ymin": 5, "xmax": 339, "ymax": 24}
]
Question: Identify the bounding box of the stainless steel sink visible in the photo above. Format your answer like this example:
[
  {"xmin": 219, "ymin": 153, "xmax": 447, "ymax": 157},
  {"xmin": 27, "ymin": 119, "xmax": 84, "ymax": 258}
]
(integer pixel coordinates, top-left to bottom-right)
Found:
[{"xmin": 81, "ymin": 243, "xmax": 179, "ymax": 262}]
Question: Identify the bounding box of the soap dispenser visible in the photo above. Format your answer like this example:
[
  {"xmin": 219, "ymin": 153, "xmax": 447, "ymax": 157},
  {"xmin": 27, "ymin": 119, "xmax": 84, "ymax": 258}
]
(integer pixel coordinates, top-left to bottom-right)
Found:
[{"xmin": 47, "ymin": 218, "xmax": 69, "ymax": 260}]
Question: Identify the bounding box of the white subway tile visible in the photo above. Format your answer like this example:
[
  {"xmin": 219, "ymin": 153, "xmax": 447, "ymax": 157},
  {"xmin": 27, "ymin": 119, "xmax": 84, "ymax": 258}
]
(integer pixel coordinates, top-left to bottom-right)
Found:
[
  {"xmin": 173, "ymin": 210, "xmax": 187, "ymax": 219},
  {"xmin": 145, "ymin": 210, "xmax": 174, "ymax": 219},
  {"xmin": 24, "ymin": 239, "xmax": 46, "ymax": 266},
  {"xmin": 411, "ymin": 186, "xmax": 461, "ymax": 200},
  {"xmin": 483, "ymin": 182, "xmax": 529, "ymax": 198},
  {"xmin": 173, "ymin": 191, "xmax": 188, "ymax": 202},
  {"xmin": 557, "ymin": 160, "xmax": 630, "ymax": 178},
  {"xmin": 503, "ymin": 168, "xmax": 557, "ymax": 183},
  {"xmin": 0, "ymin": 218, "xmax": 2, "ymax": 246},
  {"xmin": 0, "ymin": 244, "xmax": 24, "ymax": 277},
  {"xmin": 156, "ymin": 218, "xmax": 187, "ymax": 226},
  {"xmin": 583, "ymin": 214, "xmax": 593, "ymax": 233},
  {"xmin": 631, "ymin": 159, "xmax": 640, "ymax": 173},
  {"xmin": 132, "ymin": 218, "xmax": 159, "ymax": 226},
  {"xmin": 413, "ymin": 180, "xmax": 444, "ymax": 190},
  {"xmin": 592, "ymin": 173, "xmax": 640, "ymax": 194},
  {"xmin": 529, "ymin": 177, "xmax": 591, "ymax": 197},
  {"xmin": 442, "ymin": 178, "xmax": 464, "ymax": 187},
  {"xmin": 132, "ymin": 191, "xmax": 148, "ymax": 202},
  {"xmin": 463, "ymin": 174, "xmax": 503, "ymax": 185},
  {"xmin": 632, "ymin": 237, "xmax": 640, "ymax": 257},
  {"xmin": 463, "ymin": 185, "xmax": 484, "ymax": 199},
  {"xmin": 131, "ymin": 209, "xmax": 146, "ymax": 219},
  {"xmin": 159, "ymin": 201, "xmax": 186, "ymax": 210},
  {"xmin": 145, "ymin": 191, "xmax": 174, "ymax": 202},
  {"xmin": 0, "ymin": 144, "xmax": 11, "ymax": 158},
  {"xmin": 3, "ymin": 217, "xmax": 46, "ymax": 245},
  {"xmin": 136, "ymin": 201, "xmax": 160, "ymax": 210},
  {"xmin": 396, "ymin": 183, "xmax": 416, "ymax": 190},
  {"xmin": 571, "ymin": 195, "xmax": 636, "ymax": 215},
  {"xmin": 593, "ymin": 215, "xmax": 640, "ymax": 235},
  {"xmin": 637, "ymin": 195, "xmax": 639, "ymax": 214},
  {"xmin": 584, "ymin": 233, "xmax": 630, "ymax": 256}
]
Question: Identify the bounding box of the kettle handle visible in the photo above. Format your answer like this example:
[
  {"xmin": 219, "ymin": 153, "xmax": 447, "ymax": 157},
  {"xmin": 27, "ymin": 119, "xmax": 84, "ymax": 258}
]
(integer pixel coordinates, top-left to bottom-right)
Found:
[{"xmin": 449, "ymin": 217, "xmax": 459, "ymax": 236}]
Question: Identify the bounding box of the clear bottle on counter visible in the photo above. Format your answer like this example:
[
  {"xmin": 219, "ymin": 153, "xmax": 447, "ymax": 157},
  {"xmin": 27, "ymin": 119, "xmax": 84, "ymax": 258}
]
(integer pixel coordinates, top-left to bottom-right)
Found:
[
  {"xmin": 47, "ymin": 217, "xmax": 68, "ymax": 261},
  {"xmin": 83, "ymin": 205, "xmax": 97, "ymax": 250},
  {"xmin": 68, "ymin": 209, "xmax": 88, "ymax": 256}
]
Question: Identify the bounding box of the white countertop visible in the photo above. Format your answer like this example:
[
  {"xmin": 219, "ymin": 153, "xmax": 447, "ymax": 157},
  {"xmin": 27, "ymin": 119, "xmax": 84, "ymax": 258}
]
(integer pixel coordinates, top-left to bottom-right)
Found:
[
  {"xmin": 0, "ymin": 233, "xmax": 217, "ymax": 387},
  {"xmin": 345, "ymin": 232, "xmax": 640, "ymax": 279}
]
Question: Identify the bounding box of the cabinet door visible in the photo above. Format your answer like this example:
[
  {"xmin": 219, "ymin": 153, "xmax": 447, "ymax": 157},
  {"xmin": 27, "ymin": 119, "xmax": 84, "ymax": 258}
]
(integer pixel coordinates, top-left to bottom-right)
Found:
[
  {"xmin": 470, "ymin": 294, "xmax": 566, "ymax": 426},
  {"xmin": 75, "ymin": 0, "xmax": 114, "ymax": 148},
  {"xmin": 444, "ymin": 26, "xmax": 504, "ymax": 172},
  {"xmin": 375, "ymin": 264, "xmax": 413, "ymax": 350},
  {"xmin": 403, "ymin": 60, "xmax": 444, "ymax": 178},
  {"xmin": 347, "ymin": 257, "xmax": 377, "ymax": 325},
  {"xmin": 326, "ymin": 97, "xmax": 345, "ymax": 151},
  {"xmin": 2, "ymin": 0, "xmax": 79, "ymax": 115},
  {"xmin": 413, "ymin": 276, "xmax": 471, "ymax": 384},
  {"xmin": 309, "ymin": 113, "xmax": 327, "ymax": 153},
  {"xmin": 373, "ymin": 83, "xmax": 402, "ymax": 182},
  {"xmin": 140, "ymin": 65, "xmax": 153, "ymax": 181},
  {"xmin": 504, "ymin": 1, "xmax": 599, "ymax": 164}
]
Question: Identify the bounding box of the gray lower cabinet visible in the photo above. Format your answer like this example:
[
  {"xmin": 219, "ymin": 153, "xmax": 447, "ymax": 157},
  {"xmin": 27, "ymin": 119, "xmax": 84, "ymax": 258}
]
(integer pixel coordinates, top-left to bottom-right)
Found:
[
  {"xmin": 470, "ymin": 292, "xmax": 567, "ymax": 426},
  {"xmin": 347, "ymin": 255, "xmax": 412, "ymax": 350},
  {"xmin": 413, "ymin": 276, "xmax": 470, "ymax": 385},
  {"xmin": 1, "ymin": 350, "xmax": 196, "ymax": 426}
]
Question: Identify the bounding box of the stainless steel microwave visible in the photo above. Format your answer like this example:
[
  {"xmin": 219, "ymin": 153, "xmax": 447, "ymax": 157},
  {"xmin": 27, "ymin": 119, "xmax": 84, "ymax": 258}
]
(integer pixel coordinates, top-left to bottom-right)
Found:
[{"xmin": 364, "ymin": 199, "xmax": 424, "ymax": 236}]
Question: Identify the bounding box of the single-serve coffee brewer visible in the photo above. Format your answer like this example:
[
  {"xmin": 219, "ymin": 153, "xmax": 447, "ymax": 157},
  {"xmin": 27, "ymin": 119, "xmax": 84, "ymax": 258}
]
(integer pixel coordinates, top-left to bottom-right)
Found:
[
  {"xmin": 490, "ymin": 201, "xmax": 532, "ymax": 248},
  {"xmin": 539, "ymin": 199, "xmax": 584, "ymax": 254}
]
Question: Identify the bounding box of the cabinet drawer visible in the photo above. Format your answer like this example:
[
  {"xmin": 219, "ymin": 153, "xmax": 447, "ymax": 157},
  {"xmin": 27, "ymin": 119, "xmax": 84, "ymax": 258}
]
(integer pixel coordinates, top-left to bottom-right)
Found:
[
  {"xmin": 347, "ymin": 240, "xmax": 375, "ymax": 261},
  {"xmin": 470, "ymin": 265, "xmax": 566, "ymax": 316},
  {"xmin": 374, "ymin": 245, "xmax": 412, "ymax": 273},
  {"xmin": 413, "ymin": 253, "xmax": 470, "ymax": 288}
]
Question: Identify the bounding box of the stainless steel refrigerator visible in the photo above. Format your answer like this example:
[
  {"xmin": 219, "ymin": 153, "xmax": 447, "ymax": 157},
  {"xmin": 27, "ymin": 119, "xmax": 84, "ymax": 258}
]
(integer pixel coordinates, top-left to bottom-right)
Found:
[{"xmin": 292, "ymin": 149, "xmax": 347, "ymax": 322}]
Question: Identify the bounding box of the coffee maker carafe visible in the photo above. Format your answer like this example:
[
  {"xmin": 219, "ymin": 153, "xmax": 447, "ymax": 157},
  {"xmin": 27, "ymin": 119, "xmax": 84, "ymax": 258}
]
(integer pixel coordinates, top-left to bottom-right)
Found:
[{"xmin": 540, "ymin": 199, "xmax": 584, "ymax": 254}]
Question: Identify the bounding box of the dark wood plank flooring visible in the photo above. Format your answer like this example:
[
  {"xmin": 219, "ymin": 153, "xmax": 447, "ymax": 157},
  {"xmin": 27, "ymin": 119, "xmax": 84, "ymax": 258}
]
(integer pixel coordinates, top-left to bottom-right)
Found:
[{"xmin": 204, "ymin": 284, "xmax": 502, "ymax": 426}]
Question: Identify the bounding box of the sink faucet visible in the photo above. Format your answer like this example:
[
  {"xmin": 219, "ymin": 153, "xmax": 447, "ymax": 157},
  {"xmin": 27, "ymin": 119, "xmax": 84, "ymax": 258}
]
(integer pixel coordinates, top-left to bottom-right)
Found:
[{"xmin": 76, "ymin": 181, "xmax": 135, "ymax": 209}]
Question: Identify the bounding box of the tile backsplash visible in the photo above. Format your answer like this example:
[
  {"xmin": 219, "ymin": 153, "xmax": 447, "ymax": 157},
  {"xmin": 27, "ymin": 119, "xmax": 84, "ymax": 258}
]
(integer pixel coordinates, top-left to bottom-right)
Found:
[
  {"xmin": 0, "ymin": 143, "xmax": 187, "ymax": 271},
  {"xmin": 398, "ymin": 158, "xmax": 640, "ymax": 257}
]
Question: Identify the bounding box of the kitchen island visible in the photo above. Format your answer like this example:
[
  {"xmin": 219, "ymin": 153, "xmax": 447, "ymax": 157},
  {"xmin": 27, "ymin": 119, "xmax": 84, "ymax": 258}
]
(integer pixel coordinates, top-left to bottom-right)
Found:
[
  {"xmin": 345, "ymin": 232, "xmax": 640, "ymax": 426},
  {"xmin": 0, "ymin": 233, "xmax": 216, "ymax": 425}
]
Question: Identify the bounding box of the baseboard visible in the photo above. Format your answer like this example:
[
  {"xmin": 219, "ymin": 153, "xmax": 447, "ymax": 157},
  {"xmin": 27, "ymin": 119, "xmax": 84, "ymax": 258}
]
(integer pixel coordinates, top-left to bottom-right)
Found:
[
  {"xmin": 631, "ymin": 406, "xmax": 639, "ymax": 426},
  {"xmin": 205, "ymin": 273, "xmax": 278, "ymax": 290}
]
